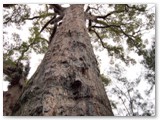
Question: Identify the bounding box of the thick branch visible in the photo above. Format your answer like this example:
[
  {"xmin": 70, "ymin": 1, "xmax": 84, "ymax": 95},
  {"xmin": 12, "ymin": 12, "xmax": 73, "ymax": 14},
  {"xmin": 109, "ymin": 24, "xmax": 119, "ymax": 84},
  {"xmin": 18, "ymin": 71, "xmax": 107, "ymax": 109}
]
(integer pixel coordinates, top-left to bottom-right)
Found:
[
  {"xmin": 85, "ymin": 12, "xmax": 97, "ymax": 21},
  {"xmin": 50, "ymin": 15, "xmax": 64, "ymax": 24},
  {"xmin": 86, "ymin": 13, "xmax": 122, "ymax": 31},
  {"xmin": 40, "ymin": 15, "xmax": 56, "ymax": 33},
  {"xmin": 40, "ymin": 14, "xmax": 63, "ymax": 33}
]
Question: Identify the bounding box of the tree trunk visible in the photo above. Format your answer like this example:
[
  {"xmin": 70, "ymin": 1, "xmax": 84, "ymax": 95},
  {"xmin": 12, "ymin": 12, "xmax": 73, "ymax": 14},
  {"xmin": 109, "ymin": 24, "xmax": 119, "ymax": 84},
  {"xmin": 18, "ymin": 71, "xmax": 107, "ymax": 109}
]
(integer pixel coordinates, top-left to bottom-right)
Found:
[
  {"xmin": 3, "ymin": 64, "xmax": 26, "ymax": 116},
  {"xmin": 3, "ymin": 85, "xmax": 23, "ymax": 116},
  {"xmin": 11, "ymin": 4, "xmax": 113, "ymax": 116}
]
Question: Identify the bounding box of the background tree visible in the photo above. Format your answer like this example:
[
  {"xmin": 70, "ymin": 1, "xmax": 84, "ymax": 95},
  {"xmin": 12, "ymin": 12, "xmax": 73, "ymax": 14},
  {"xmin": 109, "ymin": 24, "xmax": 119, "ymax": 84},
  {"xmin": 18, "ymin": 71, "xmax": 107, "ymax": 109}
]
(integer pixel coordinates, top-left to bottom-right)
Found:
[
  {"xmin": 107, "ymin": 63, "xmax": 155, "ymax": 116},
  {"xmin": 3, "ymin": 4, "xmax": 155, "ymax": 116}
]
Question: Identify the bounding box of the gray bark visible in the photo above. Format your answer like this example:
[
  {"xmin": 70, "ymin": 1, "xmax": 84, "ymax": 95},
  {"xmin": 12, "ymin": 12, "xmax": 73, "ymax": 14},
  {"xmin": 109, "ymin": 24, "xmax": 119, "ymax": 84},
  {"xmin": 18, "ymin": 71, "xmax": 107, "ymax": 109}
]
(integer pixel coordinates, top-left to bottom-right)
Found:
[
  {"xmin": 3, "ymin": 85, "xmax": 23, "ymax": 116},
  {"xmin": 12, "ymin": 4, "xmax": 113, "ymax": 116}
]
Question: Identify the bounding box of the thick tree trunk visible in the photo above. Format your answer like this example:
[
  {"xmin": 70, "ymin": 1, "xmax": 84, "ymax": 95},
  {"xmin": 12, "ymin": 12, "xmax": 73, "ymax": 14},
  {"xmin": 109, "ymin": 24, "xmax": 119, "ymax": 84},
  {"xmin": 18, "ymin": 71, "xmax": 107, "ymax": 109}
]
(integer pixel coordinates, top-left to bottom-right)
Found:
[{"xmin": 12, "ymin": 4, "xmax": 113, "ymax": 116}]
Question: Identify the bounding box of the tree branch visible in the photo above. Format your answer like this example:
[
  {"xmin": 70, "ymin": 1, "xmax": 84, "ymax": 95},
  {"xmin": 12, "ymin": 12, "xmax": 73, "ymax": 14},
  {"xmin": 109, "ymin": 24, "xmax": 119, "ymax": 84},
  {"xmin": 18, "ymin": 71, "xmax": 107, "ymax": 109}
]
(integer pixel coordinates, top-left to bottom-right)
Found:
[
  {"xmin": 90, "ymin": 29, "xmax": 108, "ymax": 49},
  {"xmin": 22, "ymin": 13, "xmax": 54, "ymax": 21},
  {"xmin": 50, "ymin": 15, "xmax": 64, "ymax": 24},
  {"xmin": 49, "ymin": 4, "xmax": 65, "ymax": 15},
  {"xmin": 96, "ymin": 10, "xmax": 125, "ymax": 19},
  {"xmin": 119, "ymin": 96, "xmax": 131, "ymax": 116},
  {"xmin": 39, "ymin": 15, "xmax": 56, "ymax": 33},
  {"xmin": 92, "ymin": 24, "xmax": 120, "ymax": 29},
  {"xmin": 125, "ymin": 4, "xmax": 146, "ymax": 12},
  {"xmin": 40, "ymin": 14, "xmax": 64, "ymax": 33}
]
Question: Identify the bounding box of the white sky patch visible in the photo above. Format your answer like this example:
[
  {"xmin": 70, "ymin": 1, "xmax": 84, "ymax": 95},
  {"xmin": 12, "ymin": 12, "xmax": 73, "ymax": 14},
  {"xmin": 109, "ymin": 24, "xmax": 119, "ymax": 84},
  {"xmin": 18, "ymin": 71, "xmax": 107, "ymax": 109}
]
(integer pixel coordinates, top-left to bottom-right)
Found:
[
  {"xmin": 28, "ymin": 52, "xmax": 44, "ymax": 79},
  {"xmin": 125, "ymin": 63, "xmax": 143, "ymax": 79},
  {"xmin": 61, "ymin": 4, "xmax": 70, "ymax": 7},
  {"xmin": 3, "ymin": 81, "xmax": 9, "ymax": 91},
  {"xmin": 94, "ymin": 49, "xmax": 110, "ymax": 72}
]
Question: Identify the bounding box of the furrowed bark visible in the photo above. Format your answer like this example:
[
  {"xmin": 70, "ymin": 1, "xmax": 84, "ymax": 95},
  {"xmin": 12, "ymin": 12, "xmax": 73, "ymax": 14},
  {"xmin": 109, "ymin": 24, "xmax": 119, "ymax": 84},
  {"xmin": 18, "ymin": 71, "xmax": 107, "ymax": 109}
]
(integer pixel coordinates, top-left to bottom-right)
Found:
[{"xmin": 11, "ymin": 4, "xmax": 113, "ymax": 116}]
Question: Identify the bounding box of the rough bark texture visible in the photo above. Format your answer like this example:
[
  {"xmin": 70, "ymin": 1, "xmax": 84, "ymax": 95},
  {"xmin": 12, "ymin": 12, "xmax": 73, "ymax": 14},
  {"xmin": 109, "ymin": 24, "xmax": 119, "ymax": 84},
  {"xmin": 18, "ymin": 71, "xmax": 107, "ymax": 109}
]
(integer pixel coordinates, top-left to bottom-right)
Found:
[
  {"xmin": 3, "ymin": 75, "xmax": 25, "ymax": 116},
  {"xmin": 11, "ymin": 5, "xmax": 113, "ymax": 116},
  {"xmin": 3, "ymin": 85, "xmax": 23, "ymax": 116}
]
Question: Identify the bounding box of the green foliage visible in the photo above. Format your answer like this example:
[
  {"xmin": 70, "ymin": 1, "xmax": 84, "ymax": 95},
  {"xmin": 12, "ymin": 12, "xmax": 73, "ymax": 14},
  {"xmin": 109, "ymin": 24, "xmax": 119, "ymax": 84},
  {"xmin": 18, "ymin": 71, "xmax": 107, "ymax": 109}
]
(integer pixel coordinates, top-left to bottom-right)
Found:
[
  {"xmin": 100, "ymin": 74, "xmax": 111, "ymax": 86},
  {"xmin": 3, "ymin": 4, "xmax": 31, "ymax": 26},
  {"xmin": 3, "ymin": 58, "xmax": 17, "ymax": 70},
  {"xmin": 142, "ymin": 41, "xmax": 155, "ymax": 71},
  {"xmin": 90, "ymin": 4, "xmax": 154, "ymax": 65},
  {"xmin": 107, "ymin": 45, "xmax": 123, "ymax": 55},
  {"xmin": 3, "ymin": 4, "xmax": 53, "ymax": 85}
]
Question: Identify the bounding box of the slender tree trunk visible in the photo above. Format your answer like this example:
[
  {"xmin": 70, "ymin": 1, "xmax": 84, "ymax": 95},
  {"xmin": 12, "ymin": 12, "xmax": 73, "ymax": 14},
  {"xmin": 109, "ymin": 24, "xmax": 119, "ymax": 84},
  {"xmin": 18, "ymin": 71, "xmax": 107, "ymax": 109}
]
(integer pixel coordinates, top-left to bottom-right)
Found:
[{"xmin": 12, "ymin": 4, "xmax": 113, "ymax": 116}]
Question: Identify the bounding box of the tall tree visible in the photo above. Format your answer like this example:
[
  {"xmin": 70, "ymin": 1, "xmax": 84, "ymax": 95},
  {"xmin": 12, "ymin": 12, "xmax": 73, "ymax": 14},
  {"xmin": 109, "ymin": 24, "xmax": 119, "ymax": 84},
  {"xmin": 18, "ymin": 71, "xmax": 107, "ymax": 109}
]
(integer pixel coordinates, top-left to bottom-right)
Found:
[
  {"xmin": 3, "ymin": 4, "xmax": 155, "ymax": 116},
  {"xmin": 10, "ymin": 4, "xmax": 113, "ymax": 116}
]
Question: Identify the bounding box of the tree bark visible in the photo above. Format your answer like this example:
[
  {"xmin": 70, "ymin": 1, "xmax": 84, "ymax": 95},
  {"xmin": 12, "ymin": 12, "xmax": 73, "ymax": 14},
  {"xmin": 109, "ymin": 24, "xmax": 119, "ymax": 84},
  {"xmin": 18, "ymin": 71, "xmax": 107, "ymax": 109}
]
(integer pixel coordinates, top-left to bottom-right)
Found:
[
  {"xmin": 3, "ymin": 85, "xmax": 23, "ymax": 116},
  {"xmin": 11, "ymin": 4, "xmax": 113, "ymax": 116},
  {"xmin": 3, "ymin": 63, "xmax": 26, "ymax": 116}
]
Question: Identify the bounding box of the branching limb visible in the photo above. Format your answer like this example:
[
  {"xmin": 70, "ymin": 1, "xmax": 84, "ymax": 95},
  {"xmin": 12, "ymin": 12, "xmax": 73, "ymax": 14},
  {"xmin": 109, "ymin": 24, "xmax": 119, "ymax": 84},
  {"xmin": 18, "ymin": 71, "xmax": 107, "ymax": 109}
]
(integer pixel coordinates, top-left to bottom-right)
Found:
[
  {"xmin": 50, "ymin": 15, "xmax": 64, "ymax": 24},
  {"xmin": 96, "ymin": 10, "xmax": 126, "ymax": 19},
  {"xmin": 119, "ymin": 96, "xmax": 131, "ymax": 116},
  {"xmin": 118, "ymin": 26, "xmax": 142, "ymax": 51},
  {"xmin": 86, "ymin": 12, "xmax": 122, "ymax": 30},
  {"xmin": 85, "ymin": 5, "xmax": 90, "ymax": 13},
  {"xmin": 85, "ymin": 7, "xmax": 125, "ymax": 21},
  {"xmin": 23, "ymin": 13, "xmax": 54, "ymax": 21},
  {"xmin": 40, "ymin": 13, "xmax": 64, "ymax": 33},
  {"xmin": 16, "ymin": 36, "xmax": 45, "ymax": 63},
  {"xmin": 91, "ymin": 20, "xmax": 142, "ymax": 53},
  {"xmin": 125, "ymin": 4, "xmax": 146, "ymax": 12},
  {"xmin": 90, "ymin": 29, "xmax": 108, "ymax": 49},
  {"xmin": 39, "ymin": 15, "xmax": 56, "ymax": 33}
]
